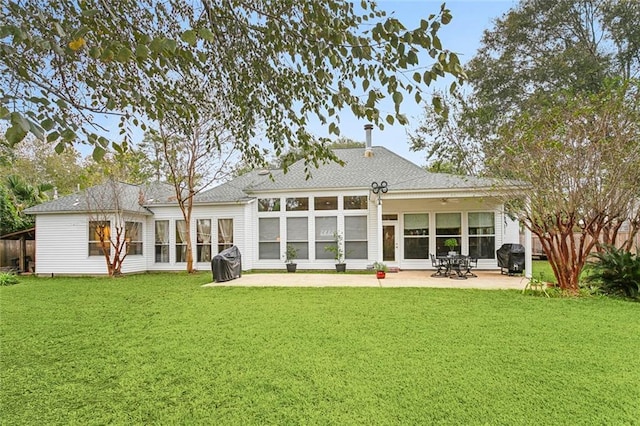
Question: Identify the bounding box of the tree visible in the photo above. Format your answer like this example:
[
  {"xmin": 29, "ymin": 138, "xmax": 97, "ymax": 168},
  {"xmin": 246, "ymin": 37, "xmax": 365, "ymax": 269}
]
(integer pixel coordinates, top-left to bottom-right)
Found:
[
  {"xmin": 467, "ymin": 0, "xmax": 639, "ymax": 135},
  {"xmin": 1, "ymin": 136, "xmax": 84, "ymax": 196},
  {"xmin": 409, "ymin": 91, "xmax": 482, "ymax": 175},
  {"xmin": 412, "ymin": 0, "xmax": 640, "ymax": 171},
  {"xmin": 0, "ymin": 184, "xmax": 24, "ymax": 235},
  {"xmin": 84, "ymin": 180, "xmax": 144, "ymax": 276},
  {"xmin": 491, "ymin": 80, "xmax": 640, "ymax": 293},
  {"xmin": 154, "ymin": 116, "xmax": 238, "ymax": 273},
  {"xmin": 1, "ymin": 1, "xmax": 465, "ymax": 169}
]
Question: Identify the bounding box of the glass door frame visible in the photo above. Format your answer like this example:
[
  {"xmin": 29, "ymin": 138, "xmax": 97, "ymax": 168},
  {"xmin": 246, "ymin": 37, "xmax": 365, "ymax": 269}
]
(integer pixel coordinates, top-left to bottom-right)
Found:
[{"xmin": 382, "ymin": 220, "xmax": 399, "ymax": 264}]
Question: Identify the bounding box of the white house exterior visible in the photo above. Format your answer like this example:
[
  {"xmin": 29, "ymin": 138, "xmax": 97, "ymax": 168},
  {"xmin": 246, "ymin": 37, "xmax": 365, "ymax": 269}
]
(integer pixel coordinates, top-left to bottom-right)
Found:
[{"xmin": 25, "ymin": 145, "xmax": 522, "ymax": 276}]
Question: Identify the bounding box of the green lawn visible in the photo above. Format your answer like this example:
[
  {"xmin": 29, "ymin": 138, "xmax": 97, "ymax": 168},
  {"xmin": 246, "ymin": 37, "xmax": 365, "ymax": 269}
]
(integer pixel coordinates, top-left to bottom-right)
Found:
[{"xmin": 2, "ymin": 273, "xmax": 638, "ymax": 424}]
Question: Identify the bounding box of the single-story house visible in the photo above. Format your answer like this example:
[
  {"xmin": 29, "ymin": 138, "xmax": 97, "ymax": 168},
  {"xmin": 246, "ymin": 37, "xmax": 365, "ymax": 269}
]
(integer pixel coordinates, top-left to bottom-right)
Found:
[{"xmin": 25, "ymin": 130, "xmax": 528, "ymax": 276}]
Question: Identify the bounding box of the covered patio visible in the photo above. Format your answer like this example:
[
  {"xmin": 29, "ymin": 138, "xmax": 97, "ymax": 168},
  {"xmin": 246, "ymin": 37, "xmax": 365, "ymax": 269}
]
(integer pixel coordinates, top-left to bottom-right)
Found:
[{"xmin": 204, "ymin": 270, "xmax": 528, "ymax": 290}]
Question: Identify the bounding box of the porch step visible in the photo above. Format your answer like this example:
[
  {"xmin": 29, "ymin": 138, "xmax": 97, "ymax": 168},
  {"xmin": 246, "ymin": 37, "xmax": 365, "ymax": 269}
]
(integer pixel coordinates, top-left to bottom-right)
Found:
[{"xmin": 388, "ymin": 267, "xmax": 400, "ymax": 273}]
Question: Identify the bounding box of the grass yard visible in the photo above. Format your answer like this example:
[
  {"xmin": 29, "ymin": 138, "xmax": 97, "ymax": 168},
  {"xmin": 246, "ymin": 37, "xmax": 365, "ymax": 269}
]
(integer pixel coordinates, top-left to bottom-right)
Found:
[{"xmin": 1, "ymin": 273, "xmax": 639, "ymax": 425}]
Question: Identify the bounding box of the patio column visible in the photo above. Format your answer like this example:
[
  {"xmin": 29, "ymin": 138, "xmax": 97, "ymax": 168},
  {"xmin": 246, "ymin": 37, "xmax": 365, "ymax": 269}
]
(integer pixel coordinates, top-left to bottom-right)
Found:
[
  {"xmin": 524, "ymin": 226, "xmax": 532, "ymax": 279},
  {"xmin": 377, "ymin": 199, "xmax": 383, "ymax": 262}
]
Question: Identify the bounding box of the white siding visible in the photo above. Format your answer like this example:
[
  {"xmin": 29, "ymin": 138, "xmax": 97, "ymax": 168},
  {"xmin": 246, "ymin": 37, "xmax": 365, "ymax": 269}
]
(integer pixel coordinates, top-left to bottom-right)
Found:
[{"xmin": 34, "ymin": 213, "xmax": 148, "ymax": 275}]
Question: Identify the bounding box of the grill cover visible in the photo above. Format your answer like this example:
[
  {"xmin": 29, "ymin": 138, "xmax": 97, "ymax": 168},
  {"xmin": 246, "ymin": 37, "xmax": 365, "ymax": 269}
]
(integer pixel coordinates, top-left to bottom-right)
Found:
[
  {"xmin": 496, "ymin": 243, "xmax": 525, "ymax": 275},
  {"xmin": 211, "ymin": 245, "xmax": 242, "ymax": 282}
]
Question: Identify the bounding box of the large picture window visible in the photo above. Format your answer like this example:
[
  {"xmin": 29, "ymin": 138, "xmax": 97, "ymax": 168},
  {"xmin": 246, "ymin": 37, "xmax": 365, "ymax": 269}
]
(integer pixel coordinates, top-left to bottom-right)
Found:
[
  {"xmin": 468, "ymin": 212, "xmax": 495, "ymax": 259},
  {"xmin": 176, "ymin": 220, "xmax": 188, "ymax": 263},
  {"xmin": 89, "ymin": 221, "xmax": 110, "ymax": 256},
  {"xmin": 404, "ymin": 214, "xmax": 429, "ymax": 259},
  {"xmin": 287, "ymin": 217, "xmax": 308, "ymax": 259},
  {"xmin": 218, "ymin": 219, "xmax": 234, "ymax": 253},
  {"xmin": 345, "ymin": 216, "xmax": 367, "ymax": 259},
  {"xmin": 155, "ymin": 220, "xmax": 169, "ymax": 263},
  {"xmin": 259, "ymin": 218, "xmax": 280, "ymax": 259},
  {"xmin": 315, "ymin": 216, "xmax": 337, "ymax": 259},
  {"xmin": 436, "ymin": 213, "xmax": 461, "ymax": 256},
  {"xmin": 125, "ymin": 222, "xmax": 143, "ymax": 255},
  {"xmin": 197, "ymin": 219, "xmax": 212, "ymax": 262}
]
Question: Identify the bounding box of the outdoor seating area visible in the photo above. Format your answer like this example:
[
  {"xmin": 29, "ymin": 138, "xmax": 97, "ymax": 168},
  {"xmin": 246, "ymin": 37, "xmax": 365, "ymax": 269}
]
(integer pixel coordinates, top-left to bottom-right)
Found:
[{"xmin": 430, "ymin": 254, "xmax": 478, "ymax": 279}]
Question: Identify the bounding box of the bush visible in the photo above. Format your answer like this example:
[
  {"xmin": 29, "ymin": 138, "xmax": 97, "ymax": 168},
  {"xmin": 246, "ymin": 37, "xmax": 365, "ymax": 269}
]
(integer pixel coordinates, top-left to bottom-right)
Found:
[
  {"xmin": 585, "ymin": 245, "xmax": 640, "ymax": 299},
  {"xmin": 0, "ymin": 271, "xmax": 19, "ymax": 286}
]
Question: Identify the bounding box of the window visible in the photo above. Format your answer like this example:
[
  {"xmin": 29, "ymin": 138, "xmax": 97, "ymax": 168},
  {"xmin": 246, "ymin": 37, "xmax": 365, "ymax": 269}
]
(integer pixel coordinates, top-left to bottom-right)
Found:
[
  {"xmin": 258, "ymin": 198, "xmax": 280, "ymax": 212},
  {"xmin": 382, "ymin": 214, "xmax": 398, "ymax": 221},
  {"xmin": 176, "ymin": 220, "xmax": 188, "ymax": 262},
  {"xmin": 218, "ymin": 219, "xmax": 234, "ymax": 253},
  {"xmin": 286, "ymin": 197, "xmax": 309, "ymax": 211},
  {"xmin": 469, "ymin": 212, "xmax": 495, "ymax": 259},
  {"xmin": 155, "ymin": 220, "xmax": 169, "ymax": 263},
  {"xmin": 197, "ymin": 219, "xmax": 212, "ymax": 262},
  {"xmin": 315, "ymin": 216, "xmax": 337, "ymax": 259},
  {"xmin": 345, "ymin": 216, "xmax": 367, "ymax": 259},
  {"xmin": 436, "ymin": 213, "xmax": 461, "ymax": 256},
  {"xmin": 314, "ymin": 196, "xmax": 338, "ymax": 210},
  {"xmin": 344, "ymin": 195, "xmax": 367, "ymax": 210},
  {"xmin": 125, "ymin": 222, "xmax": 143, "ymax": 255},
  {"xmin": 287, "ymin": 217, "xmax": 308, "ymax": 259},
  {"xmin": 259, "ymin": 218, "xmax": 280, "ymax": 259},
  {"xmin": 89, "ymin": 221, "xmax": 110, "ymax": 256},
  {"xmin": 404, "ymin": 214, "xmax": 429, "ymax": 259}
]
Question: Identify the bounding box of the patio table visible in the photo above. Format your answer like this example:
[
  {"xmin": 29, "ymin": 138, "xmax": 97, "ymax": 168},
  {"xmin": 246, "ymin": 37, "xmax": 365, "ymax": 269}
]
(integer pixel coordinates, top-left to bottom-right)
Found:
[{"xmin": 437, "ymin": 255, "xmax": 469, "ymax": 279}]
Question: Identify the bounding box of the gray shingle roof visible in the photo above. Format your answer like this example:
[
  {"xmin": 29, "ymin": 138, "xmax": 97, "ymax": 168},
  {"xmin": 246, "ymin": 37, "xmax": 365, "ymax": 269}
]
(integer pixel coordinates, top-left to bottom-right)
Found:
[
  {"xmin": 197, "ymin": 146, "xmax": 502, "ymax": 202},
  {"xmin": 25, "ymin": 181, "xmax": 175, "ymax": 214}
]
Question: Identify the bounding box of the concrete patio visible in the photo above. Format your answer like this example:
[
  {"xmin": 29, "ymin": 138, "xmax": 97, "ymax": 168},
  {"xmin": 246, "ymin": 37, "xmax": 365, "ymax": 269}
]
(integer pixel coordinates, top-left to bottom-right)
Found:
[{"xmin": 203, "ymin": 270, "xmax": 529, "ymax": 290}]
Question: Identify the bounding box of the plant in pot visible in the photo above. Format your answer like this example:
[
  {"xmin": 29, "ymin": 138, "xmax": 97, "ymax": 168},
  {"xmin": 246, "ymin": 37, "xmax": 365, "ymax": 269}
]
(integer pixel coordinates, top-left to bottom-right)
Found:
[
  {"xmin": 284, "ymin": 244, "xmax": 298, "ymax": 272},
  {"xmin": 444, "ymin": 238, "xmax": 459, "ymax": 256},
  {"xmin": 373, "ymin": 261, "xmax": 388, "ymax": 279},
  {"xmin": 324, "ymin": 232, "xmax": 346, "ymax": 272}
]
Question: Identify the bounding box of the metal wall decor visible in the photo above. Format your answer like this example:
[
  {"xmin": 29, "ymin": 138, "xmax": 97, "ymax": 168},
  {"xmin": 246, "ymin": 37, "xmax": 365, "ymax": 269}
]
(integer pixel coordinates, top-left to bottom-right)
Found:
[{"xmin": 371, "ymin": 181, "xmax": 388, "ymax": 194}]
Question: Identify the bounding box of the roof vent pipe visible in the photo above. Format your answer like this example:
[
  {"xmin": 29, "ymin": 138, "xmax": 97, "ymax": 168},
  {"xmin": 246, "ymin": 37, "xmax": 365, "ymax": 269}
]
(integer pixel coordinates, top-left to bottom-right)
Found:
[{"xmin": 364, "ymin": 124, "xmax": 373, "ymax": 157}]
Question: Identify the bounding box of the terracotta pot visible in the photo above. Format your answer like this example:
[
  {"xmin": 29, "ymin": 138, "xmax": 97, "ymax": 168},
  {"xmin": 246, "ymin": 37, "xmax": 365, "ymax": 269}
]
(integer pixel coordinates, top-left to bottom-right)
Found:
[{"xmin": 376, "ymin": 270, "xmax": 386, "ymax": 279}]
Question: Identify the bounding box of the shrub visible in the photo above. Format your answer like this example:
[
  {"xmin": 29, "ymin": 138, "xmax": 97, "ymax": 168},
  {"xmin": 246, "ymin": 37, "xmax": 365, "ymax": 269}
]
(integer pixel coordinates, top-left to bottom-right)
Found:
[
  {"xmin": 584, "ymin": 245, "xmax": 640, "ymax": 299},
  {"xmin": 0, "ymin": 271, "xmax": 19, "ymax": 286}
]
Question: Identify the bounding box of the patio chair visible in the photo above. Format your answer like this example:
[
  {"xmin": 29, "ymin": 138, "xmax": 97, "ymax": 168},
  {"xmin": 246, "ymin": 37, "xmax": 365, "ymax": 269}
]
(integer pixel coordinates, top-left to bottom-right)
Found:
[
  {"xmin": 430, "ymin": 254, "xmax": 448, "ymax": 277},
  {"xmin": 464, "ymin": 257, "xmax": 478, "ymax": 277}
]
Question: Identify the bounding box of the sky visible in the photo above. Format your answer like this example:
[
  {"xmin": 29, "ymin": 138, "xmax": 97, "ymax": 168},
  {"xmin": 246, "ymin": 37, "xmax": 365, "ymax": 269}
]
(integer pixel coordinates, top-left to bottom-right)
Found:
[{"xmin": 309, "ymin": 0, "xmax": 518, "ymax": 166}]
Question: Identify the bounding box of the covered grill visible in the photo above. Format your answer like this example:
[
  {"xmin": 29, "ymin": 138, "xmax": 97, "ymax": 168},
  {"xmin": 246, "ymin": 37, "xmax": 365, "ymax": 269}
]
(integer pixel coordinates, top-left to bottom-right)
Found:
[
  {"xmin": 496, "ymin": 243, "xmax": 525, "ymax": 276},
  {"xmin": 211, "ymin": 245, "xmax": 242, "ymax": 283}
]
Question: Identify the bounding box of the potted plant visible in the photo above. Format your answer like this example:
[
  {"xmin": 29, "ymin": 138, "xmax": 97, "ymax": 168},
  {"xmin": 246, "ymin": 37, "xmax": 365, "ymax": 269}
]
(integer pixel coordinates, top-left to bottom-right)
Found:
[
  {"xmin": 373, "ymin": 261, "xmax": 388, "ymax": 279},
  {"xmin": 284, "ymin": 244, "xmax": 298, "ymax": 272},
  {"xmin": 444, "ymin": 238, "xmax": 459, "ymax": 256},
  {"xmin": 324, "ymin": 232, "xmax": 346, "ymax": 272}
]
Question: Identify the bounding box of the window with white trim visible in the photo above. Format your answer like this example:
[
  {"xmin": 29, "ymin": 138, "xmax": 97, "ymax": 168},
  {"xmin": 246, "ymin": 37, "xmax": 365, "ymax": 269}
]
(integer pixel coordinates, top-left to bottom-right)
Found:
[
  {"xmin": 315, "ymin": 216, "xmax": 337, "ymax": 259},
  {"xmin": 155, "ymin": 220, "xmax": 169, "ymax": 263},
  {"xmin": 176, "ymin": 220, "xmax": 188, "ymax": 262},
  {"xmin": 286, "ymin": 217, "xmax": 308, "ymax": 259},
  {"xmin": 468, "ymin": 212, "xmax": 495, "ymax": 259},
  {"xmin": 197, "ymin": 219, "xmax": 212, "ymax": 262},
  {"xmin": 436, "ymin": 213, "xmax": 461, "ymax": 256},
  {"xmin": 125, "ymin": 221, "xmax": 143, "ymax": 255},
  {"xmin": 259, "ymin": 218, "xmax": 280, "ymax": 259},
  {"xmin": 404, "ymin": 213, "xmax": 429, "ymax": 259},
  {"xmin": 218, "ymin": 219, "xmax": 234, "ymax": 253},
  {"xmin": 345, "ymin": 216, "xmax": 367, "ymax": 259},
  {"xmin": 89, "ymin": 221, "xmax": 110, "ymax": 256}
]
